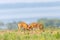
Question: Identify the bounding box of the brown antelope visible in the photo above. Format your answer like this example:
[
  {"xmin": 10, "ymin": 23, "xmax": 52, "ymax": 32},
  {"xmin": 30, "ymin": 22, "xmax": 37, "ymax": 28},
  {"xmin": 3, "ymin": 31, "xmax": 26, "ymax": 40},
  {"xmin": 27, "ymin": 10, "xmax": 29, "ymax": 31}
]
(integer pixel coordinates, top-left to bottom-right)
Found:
[
  {"xmin": 28, "ymin": 22, "xmax": 44, "ymax": 31},
  {"xmin": 18, "ymin": 22, "xmax": 29, "ymax": 31}
]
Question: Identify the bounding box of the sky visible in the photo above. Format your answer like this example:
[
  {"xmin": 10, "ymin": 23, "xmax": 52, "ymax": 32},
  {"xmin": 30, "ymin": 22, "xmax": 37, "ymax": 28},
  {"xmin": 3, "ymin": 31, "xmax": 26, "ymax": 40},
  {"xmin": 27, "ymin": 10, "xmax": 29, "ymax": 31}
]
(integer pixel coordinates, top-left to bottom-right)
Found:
[
  {"xmin": 0, "ymin": 0, "xmax": 60, "ymax": 20},
  {"xmin": 0, "ymin": 0, "xmax": 60, "ymax": 3},
  {"xmin": 0, "ymin": 0, "xmax": 60, "ymax": 29}
]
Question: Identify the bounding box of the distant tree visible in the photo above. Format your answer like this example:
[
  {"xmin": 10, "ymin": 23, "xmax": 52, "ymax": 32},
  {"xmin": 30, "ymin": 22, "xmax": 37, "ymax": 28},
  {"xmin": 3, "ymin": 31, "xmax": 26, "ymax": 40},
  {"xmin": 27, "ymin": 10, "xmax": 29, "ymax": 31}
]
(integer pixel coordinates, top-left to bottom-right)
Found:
[
  {"xmin": 0, "ymin": 21, "xmax": 4, "ymax": 26},
  {"xmin": 37, "ymin": 18, "xmax": 60, "ymax": 28},
  {"xmin": 6, "ymin": 21, "xmax": 18, "ymax": 30}
]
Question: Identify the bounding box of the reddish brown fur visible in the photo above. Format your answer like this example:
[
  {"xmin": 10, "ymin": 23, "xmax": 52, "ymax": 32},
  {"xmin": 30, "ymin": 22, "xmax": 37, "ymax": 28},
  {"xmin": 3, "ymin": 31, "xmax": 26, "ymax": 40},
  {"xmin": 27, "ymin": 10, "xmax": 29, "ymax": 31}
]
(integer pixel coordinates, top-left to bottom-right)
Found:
[
  {"xmin": 18, "ymin": 22, "xmax": 44, "ymax": 32},
  {"xmin": 18, "ymin": 22, "xmax": 29, "ymax": 31},
  {"xmin": 28, "ymin": 22, "xmax": 44, "ymax": 31}
]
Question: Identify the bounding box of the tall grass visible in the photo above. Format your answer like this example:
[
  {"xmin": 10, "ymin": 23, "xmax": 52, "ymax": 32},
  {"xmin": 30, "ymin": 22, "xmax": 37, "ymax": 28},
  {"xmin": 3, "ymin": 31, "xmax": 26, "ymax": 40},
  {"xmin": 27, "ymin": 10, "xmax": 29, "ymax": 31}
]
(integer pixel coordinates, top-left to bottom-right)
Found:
[{"xmin": 0, "ymin": 30, "xmax": 60, "ymax": 40}]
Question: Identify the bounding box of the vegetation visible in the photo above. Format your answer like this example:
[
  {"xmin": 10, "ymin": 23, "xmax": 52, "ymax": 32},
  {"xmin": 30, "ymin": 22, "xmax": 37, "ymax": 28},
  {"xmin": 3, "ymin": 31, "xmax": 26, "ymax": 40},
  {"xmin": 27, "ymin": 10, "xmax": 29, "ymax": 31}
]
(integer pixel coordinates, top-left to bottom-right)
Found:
[
  {"xmin": 37, "ymin": 18, "xmax": 60, "ymax": 28},
  {"xmin": 0, "ymin": 18, "xmax": 60, "ymax": 30},
  {"xmin": 0, "ymin": 29, "xmax": 60, "ymax": 40},
  {"xmin": 0, "ymin": 18, "xmax": 60, "ymax": 40}
]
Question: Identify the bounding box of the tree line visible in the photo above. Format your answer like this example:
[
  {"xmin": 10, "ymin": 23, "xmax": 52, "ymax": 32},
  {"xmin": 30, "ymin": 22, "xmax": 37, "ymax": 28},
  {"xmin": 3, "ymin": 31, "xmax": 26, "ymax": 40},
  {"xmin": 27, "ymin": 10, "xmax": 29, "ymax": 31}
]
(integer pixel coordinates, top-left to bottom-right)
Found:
[{"xmin": 0, "ymin": 18, "xmax": 60, "ymax": 30}]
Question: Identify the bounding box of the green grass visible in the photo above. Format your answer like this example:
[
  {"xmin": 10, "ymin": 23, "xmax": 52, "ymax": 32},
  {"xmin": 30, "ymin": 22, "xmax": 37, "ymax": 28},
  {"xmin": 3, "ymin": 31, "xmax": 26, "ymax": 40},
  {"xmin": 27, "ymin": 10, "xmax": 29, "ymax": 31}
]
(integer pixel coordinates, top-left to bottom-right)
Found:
[{"xmin": 0, "ymin": 30, "xmax": 60, "ymax": 40}]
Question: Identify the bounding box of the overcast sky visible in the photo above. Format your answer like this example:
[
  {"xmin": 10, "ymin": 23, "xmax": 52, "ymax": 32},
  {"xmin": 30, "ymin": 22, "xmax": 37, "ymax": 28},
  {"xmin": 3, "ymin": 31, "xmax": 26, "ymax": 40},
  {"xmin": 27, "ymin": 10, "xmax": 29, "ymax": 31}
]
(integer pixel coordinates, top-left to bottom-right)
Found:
[
  {"xmin": 0, "ymin": 0, "xmax": 60, "ymax": 3},
  {"xmin": 0, "ymin": 0, "xmax": 60, "ymax": 19}
]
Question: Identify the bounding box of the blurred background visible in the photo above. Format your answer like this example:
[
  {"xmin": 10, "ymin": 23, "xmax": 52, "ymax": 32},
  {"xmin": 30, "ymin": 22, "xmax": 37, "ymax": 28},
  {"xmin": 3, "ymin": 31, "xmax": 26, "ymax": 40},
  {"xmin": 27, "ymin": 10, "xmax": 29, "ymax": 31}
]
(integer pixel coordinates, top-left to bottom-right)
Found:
[{"xmin": 0, "ymin": 0, "xmax": 60, "ymax": 30}]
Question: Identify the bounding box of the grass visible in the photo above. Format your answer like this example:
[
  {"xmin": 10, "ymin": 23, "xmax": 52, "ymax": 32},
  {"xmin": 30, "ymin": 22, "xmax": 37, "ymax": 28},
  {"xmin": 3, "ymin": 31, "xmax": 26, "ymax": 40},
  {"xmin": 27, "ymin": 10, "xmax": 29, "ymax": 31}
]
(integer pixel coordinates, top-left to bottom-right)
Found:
[{"xmin": 0, "ymin": 29, "xmax": 60, "ymax": 40}]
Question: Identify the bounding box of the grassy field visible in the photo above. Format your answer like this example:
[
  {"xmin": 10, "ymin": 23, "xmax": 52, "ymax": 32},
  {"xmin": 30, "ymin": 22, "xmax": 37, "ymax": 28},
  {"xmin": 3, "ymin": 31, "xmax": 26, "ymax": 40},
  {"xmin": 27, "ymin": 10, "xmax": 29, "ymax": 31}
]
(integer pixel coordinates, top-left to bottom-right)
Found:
[{"xmin": 0, "ymin": 29, "xmax": 60, "ymax": 40}]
